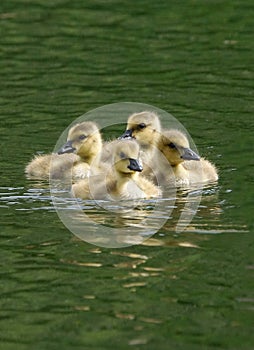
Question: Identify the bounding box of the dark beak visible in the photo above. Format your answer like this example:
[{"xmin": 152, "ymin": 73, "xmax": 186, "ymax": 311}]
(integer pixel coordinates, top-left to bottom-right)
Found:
[
  {"xmin": 181, "ymin": 147, "xmax": 200, "ymax": 161},
  {"xmin": 119, "ymin": 129, "xmax": 133, "ymax": 139},
  {"xmin": 57, "ymin": 140, "xmax": 76, "ymax": 155},
  {"xmin": 128, "ymin": 158, "xmax": 143, "ymax": 172}
]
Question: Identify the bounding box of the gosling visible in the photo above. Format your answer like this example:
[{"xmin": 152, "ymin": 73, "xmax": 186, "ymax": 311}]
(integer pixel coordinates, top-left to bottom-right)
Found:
[{"xmin": 72, "ymin": 139, "xmax": 162, "ymax": 200}]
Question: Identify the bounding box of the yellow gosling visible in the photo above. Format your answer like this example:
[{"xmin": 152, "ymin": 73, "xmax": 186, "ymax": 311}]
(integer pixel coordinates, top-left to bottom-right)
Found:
[
  {"xmin": 57, "ymin": 121, "xmax": 106, "ymax": 178},
  {"xmin": 119, "ymin": 111, "xmax": 161, "ymax": 168},
  {"xmin": 25, "ymin": 121, "xmax": 105, "ymax": 179},
  {"xmin": 157, "ymin": 129, "xmax": 218, "ymax": 186},
  {"xmin": 72, "ymin": 139, "xmax": 161, "ymax": 200}
]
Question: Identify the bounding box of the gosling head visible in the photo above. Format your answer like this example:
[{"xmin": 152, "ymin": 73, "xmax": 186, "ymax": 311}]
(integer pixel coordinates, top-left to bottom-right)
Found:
[
  {"xmin": 158, "ymin": 129, "xmax": 200, "ymax": 166},
  {"xmin": 113, "ymin": 140, "xmax": 143, "ymax": 175},
  {"xmin": 57, "ymin": 122, "xmax": 102, "ymax": 162},
  {"xmin": 120, "ymin": 111, "xmax": 161, "ymax": 148}
]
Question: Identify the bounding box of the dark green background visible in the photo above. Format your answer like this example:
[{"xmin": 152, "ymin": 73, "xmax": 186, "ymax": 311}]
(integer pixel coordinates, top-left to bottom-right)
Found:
[{"xmin": 0, "ymin": 1, "xmax": 253, "ymax": 349}]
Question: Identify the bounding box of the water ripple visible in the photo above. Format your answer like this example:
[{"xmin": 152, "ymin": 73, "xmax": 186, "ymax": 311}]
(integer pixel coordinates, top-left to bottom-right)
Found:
[{"xmin": 0, "ymin": 183, "xmax": 247, "ymax": 236}]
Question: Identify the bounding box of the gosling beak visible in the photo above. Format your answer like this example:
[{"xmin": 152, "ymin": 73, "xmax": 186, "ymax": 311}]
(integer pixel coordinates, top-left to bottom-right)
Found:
[
  {"xmin": 119, "ymin": 129, "xmax": 133, "ymax": 139},
  {"xmin": 128, "ymin": 158, "xmax": 143, "ymax": 172},
  {"xmin": 181, "ymin": 147, "xmax": 200, "ymax": 161},
  {"xmin": 57, "ymin": 140, "xmax": 76, "ymax": 155}
]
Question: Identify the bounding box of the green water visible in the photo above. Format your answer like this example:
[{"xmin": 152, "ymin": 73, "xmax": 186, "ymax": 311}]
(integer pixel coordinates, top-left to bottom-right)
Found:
[{"xmin": 1, "ymin": 0, "xmax": 253, "ymax": 349}]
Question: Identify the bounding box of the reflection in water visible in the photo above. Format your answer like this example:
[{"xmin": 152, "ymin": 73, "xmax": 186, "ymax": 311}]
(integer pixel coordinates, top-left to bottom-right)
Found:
[
  {"xmin": 49, "ymin": 177, "xmax": 172, "ymax": 247},
  {"xmin": 163, "ymin": 183, "xmax": 221, "ymax": 234},
  {"xmin": 0, "ymin": 180, "xmax": 247, "ymax": 249}
]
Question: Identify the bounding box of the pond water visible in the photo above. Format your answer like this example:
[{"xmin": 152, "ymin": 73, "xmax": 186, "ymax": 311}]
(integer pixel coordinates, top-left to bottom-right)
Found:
[{"xmin": 0, "ymin": 1, "xmax": 253, "ymax": 349}]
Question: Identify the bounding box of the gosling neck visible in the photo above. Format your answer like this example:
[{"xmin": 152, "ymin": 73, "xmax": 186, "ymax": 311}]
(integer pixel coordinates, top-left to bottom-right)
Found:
[
  {"xmin": 114, "ymin": 171, "xmax": 138, "ymax": 191},
  {"xmin": 80, "ymin": 152, "xmax": 101, "ymax": 167}
]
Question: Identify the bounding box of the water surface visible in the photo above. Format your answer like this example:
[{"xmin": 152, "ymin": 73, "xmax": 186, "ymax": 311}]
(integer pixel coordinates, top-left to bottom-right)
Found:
[{"xmin": 0, "ymin": 0, "xmax": 253, "ymax": 349}]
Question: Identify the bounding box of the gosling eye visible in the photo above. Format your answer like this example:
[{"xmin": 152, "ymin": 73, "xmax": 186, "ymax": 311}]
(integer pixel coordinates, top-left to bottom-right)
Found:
[
  {"xmin": 138, "ymin": 123, "xmax": 146, "ymax": 130},
  {"xmin": 120, "ymin": 152, "xmax": 126, "ymax": 159},
  {"xmin": 79, "ymin": 134, "xmax": 86, "ymax": 140},
  {"xmin": 168, "ymin": 142, "xmax": 176, "ymax": 149}
]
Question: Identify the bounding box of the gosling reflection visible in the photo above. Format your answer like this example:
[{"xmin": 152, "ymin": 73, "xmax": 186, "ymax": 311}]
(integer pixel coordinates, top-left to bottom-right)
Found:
[{"xmin": 161, "ymin": 183, "xmax": 221, "ymax": 234}]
